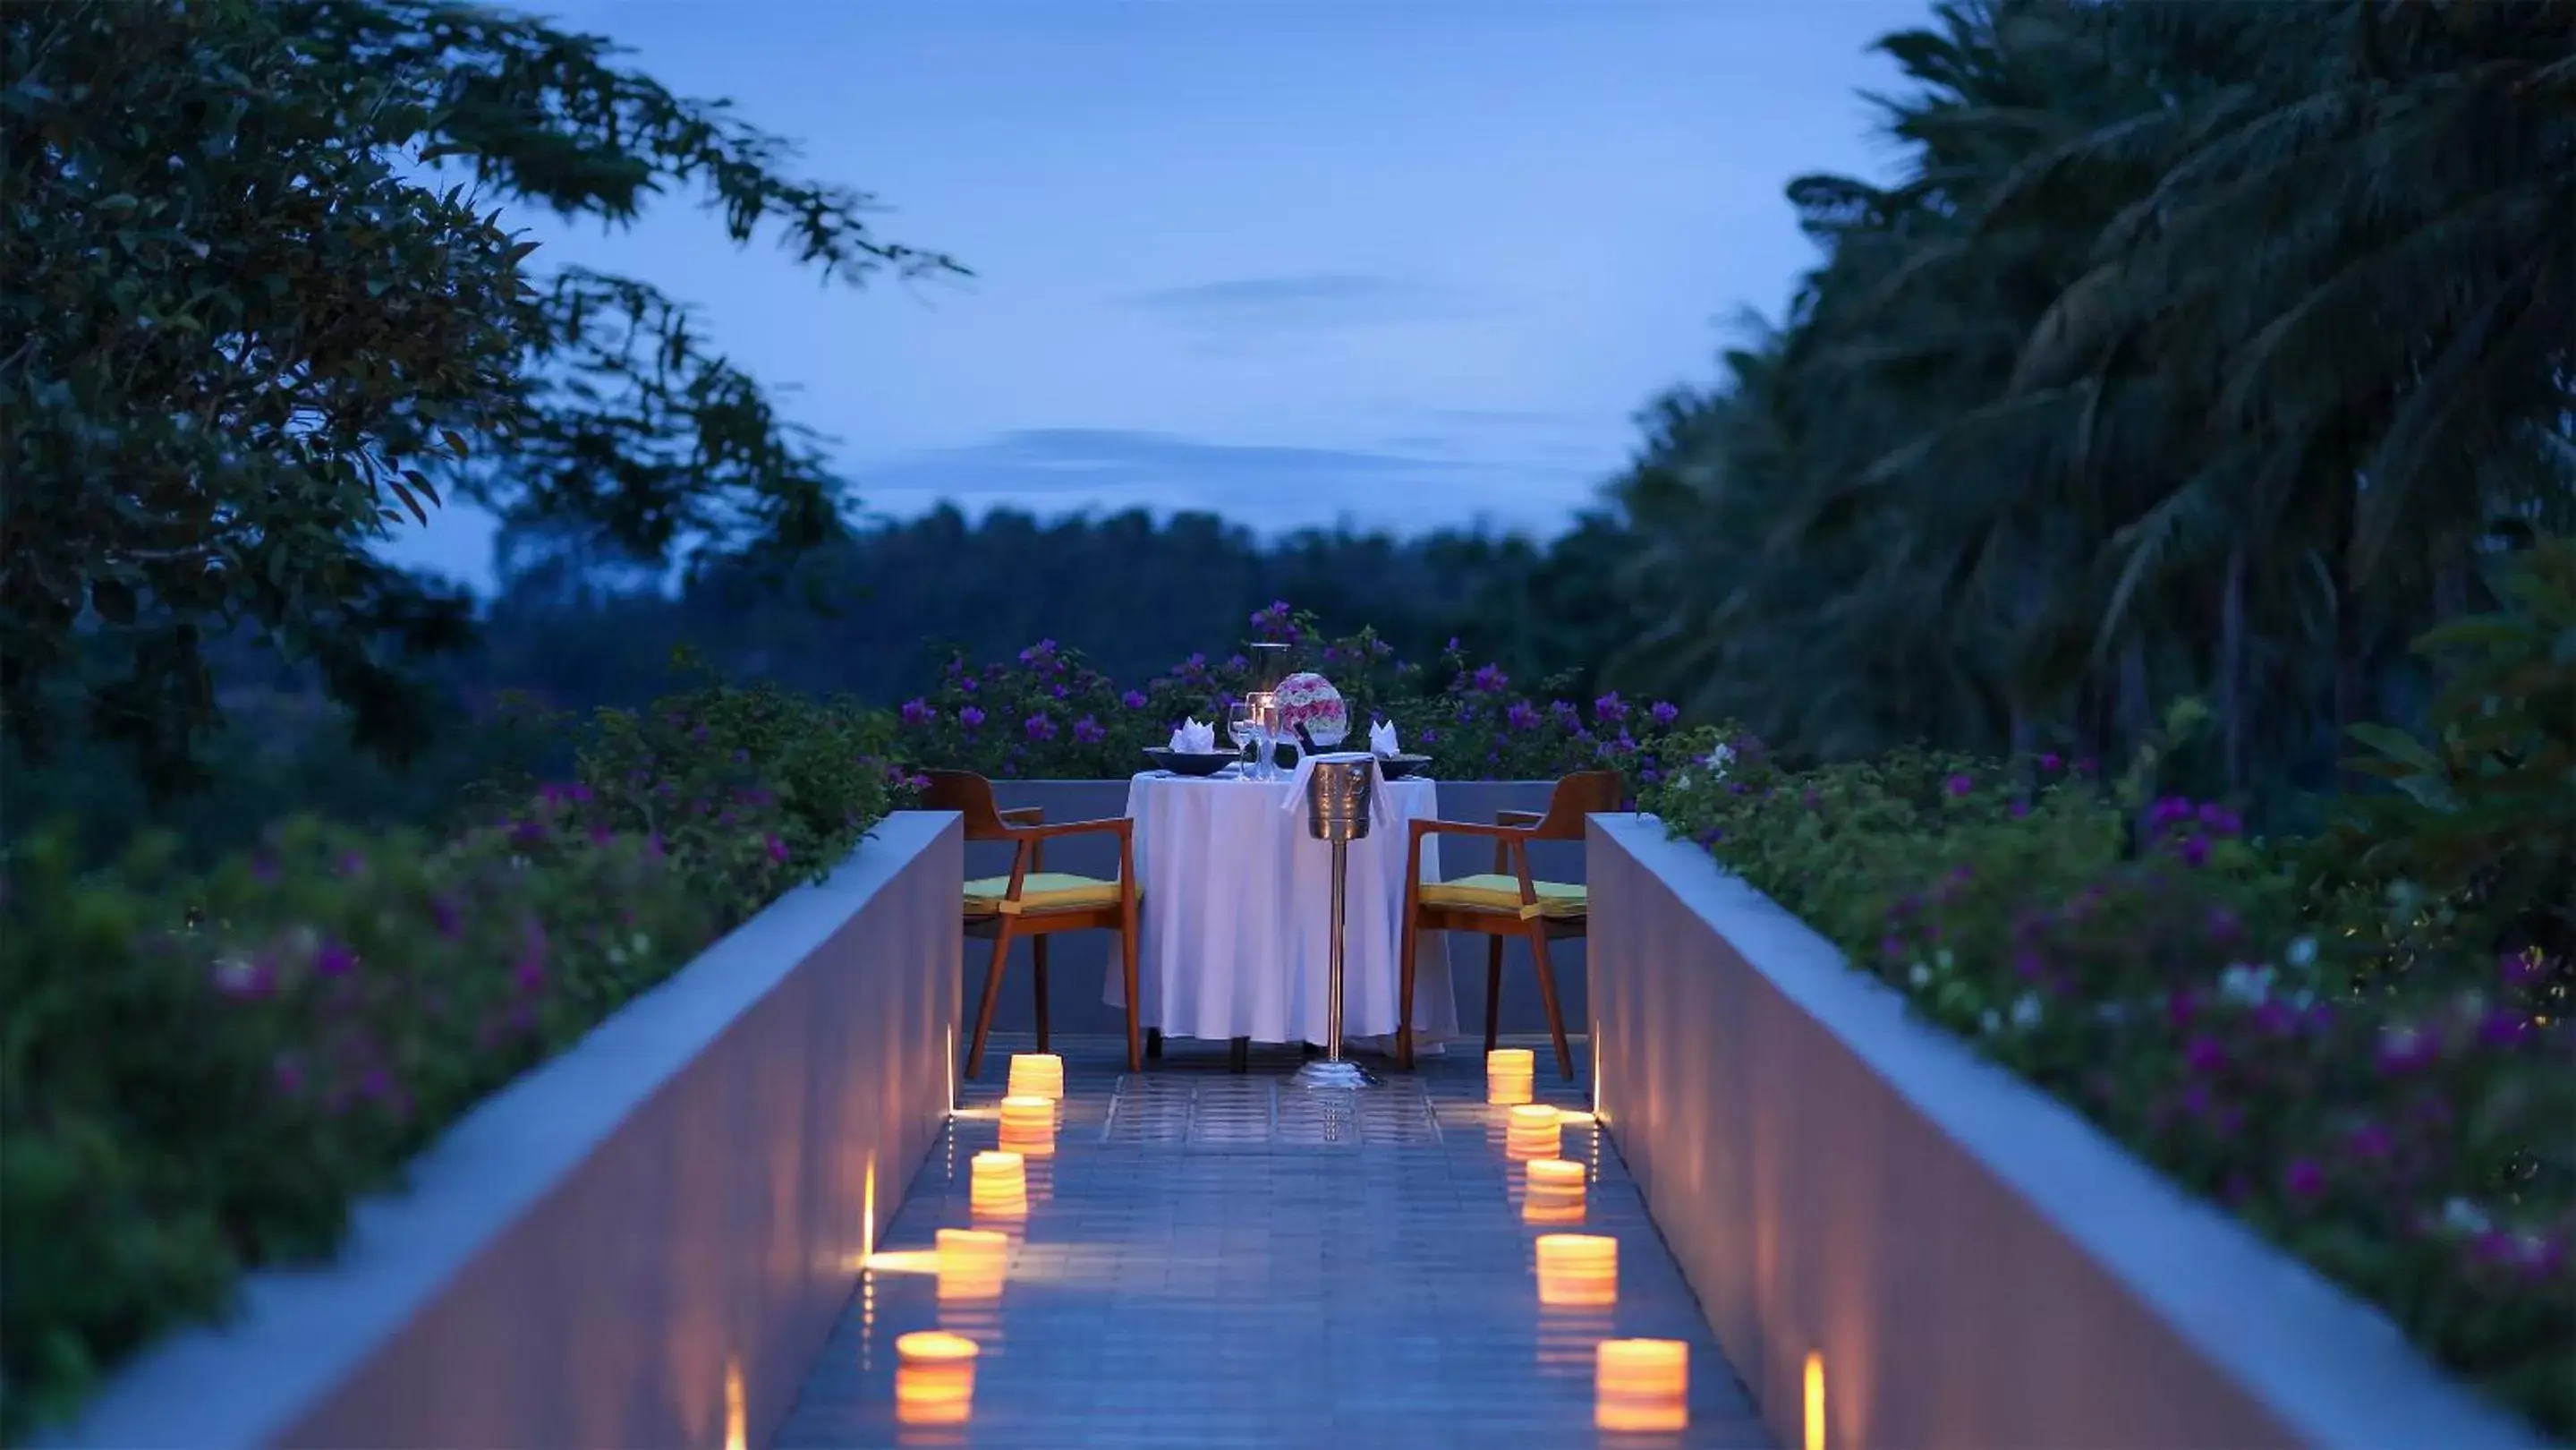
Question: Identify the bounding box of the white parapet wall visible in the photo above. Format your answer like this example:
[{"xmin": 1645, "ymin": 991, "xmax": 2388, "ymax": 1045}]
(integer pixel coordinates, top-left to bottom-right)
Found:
[{"xmin": 1586, "ymin": 813, "xmax": 2541, "ymax": 1450}]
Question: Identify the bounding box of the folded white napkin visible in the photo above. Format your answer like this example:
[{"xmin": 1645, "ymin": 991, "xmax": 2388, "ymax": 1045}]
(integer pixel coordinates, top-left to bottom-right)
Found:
[
  {"xmin": 1369, "ymin": 719, "xmax": 1399, "ymax": 757},
  {"xmin": 1169, "ymin": 717, "xmax": 1216, "ymax": 753}
]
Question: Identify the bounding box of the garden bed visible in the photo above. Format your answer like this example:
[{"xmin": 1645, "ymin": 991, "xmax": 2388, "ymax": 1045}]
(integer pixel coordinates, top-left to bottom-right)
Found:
[
  {"xmin": 1589, "ymin": 815, "xmax": 2540, "ymax": 1450},
  {"xmin": 50, "ymin": 813, "xmax": 960, "ymax": 1450}
]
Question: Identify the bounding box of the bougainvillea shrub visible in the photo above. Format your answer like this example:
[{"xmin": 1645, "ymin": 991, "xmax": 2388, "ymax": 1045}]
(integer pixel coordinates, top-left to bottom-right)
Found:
[
  {"xmin": 895, "ymin": 602, "xmax": 1695, "ymax": 791},
  {"xmin": 0, "ymin": 677, "xmax": 914, "ymax": 1439},
  {"xmin": 1645, "ymin": 720, "xmax": 2574, "ymax": 1437}
]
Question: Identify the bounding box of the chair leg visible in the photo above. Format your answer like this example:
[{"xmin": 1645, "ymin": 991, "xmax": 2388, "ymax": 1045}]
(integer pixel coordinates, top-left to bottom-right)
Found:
[
  {"xmin": 1146, "ymin": 1028, "xmax": 1164, "ymax": 1060},
  {"xmin": 965, "ymin": 920, "xmax": 1016, "ymax": 1080},
  {"xmin": 1032, "ymin": 935, "xmax": 1051, "ymax": 1053},
  {"xmin": 1484, "ymin": 935, "xmax": 1505, "ymax": 1053},
  {"xmin": 1119, "ymin": 914, "xmax": 1143, "ymax": 1073},
  {"xmin": 1397, "ymin": 900, "xmax": 1420, "ymax": 1070},
  {"xmin": 1229, "ymin": 1036, "xmax": 1252, "ymax": 1073},
  {"xmin": 1528, "ymin": 930, "xmax": 1575, "ymax": 1080}
]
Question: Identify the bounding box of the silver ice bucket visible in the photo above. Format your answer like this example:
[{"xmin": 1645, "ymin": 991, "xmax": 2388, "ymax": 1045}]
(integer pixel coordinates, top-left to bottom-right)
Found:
[{"xmin": 1303, "ymin": 754, "xmax": 1377, "ymax": 844}]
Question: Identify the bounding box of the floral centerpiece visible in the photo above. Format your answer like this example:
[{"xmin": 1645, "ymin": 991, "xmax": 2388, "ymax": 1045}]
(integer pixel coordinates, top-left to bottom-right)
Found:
[{"xmin": 1272, "ymin": 670, "xmax": 1348, "ymax": 746}]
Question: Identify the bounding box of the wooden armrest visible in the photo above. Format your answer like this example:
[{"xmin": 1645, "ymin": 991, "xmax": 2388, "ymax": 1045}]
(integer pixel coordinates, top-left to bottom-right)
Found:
[
  {"xmin": 998, "ymin": 806, "xmax": 1045, "ymax": 824},
  {"xmin": 1494, "ymin": 809, "xmax": 1542, "ymax": 826},
  {"xmin": 1407, "ymin": 817, "xmax": 1535, "ymax": 841},
  {"xmin": 1009, "ymin": 816, "xmax": 1132, "ymax": 842}
]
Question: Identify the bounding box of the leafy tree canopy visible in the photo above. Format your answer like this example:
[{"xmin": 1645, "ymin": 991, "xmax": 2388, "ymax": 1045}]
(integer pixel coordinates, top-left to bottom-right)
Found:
[{"xmin": 0, "ymin": 0, "xmax": 960, "ymax": 789}]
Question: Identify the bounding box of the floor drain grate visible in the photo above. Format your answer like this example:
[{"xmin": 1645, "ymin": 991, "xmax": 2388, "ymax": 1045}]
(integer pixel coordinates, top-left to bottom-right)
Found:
[{"xmin": 1102, "ymin": 1076, "xmax": 1443, "ymax": 1149}]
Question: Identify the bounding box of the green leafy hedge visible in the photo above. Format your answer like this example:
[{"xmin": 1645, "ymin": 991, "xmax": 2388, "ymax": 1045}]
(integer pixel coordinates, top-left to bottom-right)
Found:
[
  {"xmin": 0, "ymin": 677, "xmax": 914, "ymax": 1440},
  {"xmin": 1645, "ymin": 544, "xmax": 2576, "ymax": 1438}
]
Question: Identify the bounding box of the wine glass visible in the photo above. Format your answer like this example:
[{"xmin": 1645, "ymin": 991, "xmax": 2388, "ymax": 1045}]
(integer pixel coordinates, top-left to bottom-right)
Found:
[{"xmin": 1227, "ymin": 702, "xmax": 1259, "ymax": 777}]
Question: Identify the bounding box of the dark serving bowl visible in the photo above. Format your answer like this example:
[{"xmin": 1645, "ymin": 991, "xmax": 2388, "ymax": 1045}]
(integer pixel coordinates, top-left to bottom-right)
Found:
[
  {"xmin": 1143, "ymin": 747, "xmax": 1240, "ymax": 778},
  {"xmin": 1374, "ymin": 753, "xmax": 1433, "ymax": 780}
]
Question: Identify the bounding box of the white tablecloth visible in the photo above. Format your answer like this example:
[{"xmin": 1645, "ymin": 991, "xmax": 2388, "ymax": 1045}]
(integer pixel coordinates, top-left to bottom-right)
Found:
[{"xmin": 1109, "ymin": 767, "xmax": 1461, "ymax": 1048}]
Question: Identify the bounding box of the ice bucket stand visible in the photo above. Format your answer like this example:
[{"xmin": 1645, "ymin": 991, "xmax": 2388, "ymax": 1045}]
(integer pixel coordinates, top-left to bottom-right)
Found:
[{"xmin": 1293, "ymin": 754, "xmax": 1382, "ymax": 1091}]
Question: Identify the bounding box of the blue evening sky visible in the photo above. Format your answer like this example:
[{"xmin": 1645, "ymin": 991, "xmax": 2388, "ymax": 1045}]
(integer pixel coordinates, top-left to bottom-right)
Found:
[{"xmin": 387, "ymin": 0, "xmax": 1917, "ymax": 591}]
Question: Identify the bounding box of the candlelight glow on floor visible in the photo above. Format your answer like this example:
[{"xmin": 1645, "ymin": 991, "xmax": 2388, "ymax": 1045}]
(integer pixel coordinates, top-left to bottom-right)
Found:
[
  {"xmin": 723, "ymin": 1356, "xmax": 746, "ymax": 1450},
  {"xmin": 970, "ymin": 1150, "xmax": 1028, "ymax": 1219},
  {"xmin": 1007, "ymin": 1053, "xmax": 1065, "ymax": 1100},
  {"xmin": 1524, "ymin": 1157, "xmax": 1587, "ymax": 1224},
  {"xmin": 1596, "ymin": 1338, "xmax": 1688, "ymax": 1433},
  {"xmin": 936, "ymin": 1228, "xmax": 1008, "ymax": 1302},
  {"xmin": 1806, "ymin": 1351, "xmax": 1827, "ymax": 1450},
  {"xmin": 894, "ymin": 1331, "xmax": 980, "ymax": 1426},
  {"xmin": 1535, "ymin": 1232, "xmax": 1618, "ymax": 1308},
  {"xmin": 1506, "ymin": 1103, "xmax": 1564, "ymax": 1160}
]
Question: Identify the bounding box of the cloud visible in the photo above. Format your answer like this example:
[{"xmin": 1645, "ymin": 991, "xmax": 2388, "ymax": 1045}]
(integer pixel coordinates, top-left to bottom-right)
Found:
[
  {"xmin": 846, "ymin": 427, "xmax": 1589, "ymax": 537},
  {"xmin": 1121, "ymin": 271, "xmax": 1492, "ymax": 331}
]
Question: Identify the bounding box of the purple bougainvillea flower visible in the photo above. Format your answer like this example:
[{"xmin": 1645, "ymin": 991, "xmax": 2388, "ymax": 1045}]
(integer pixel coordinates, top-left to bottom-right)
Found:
[
  {"xmin": 589, "ymin": 823, "xmax": 614, "ymax": 846},
  {"xmin": 1024, "ymin": 712, "xmax": 1057, "ymax": 741},
  {"xmin": 1694, "ymin": 827, "xmax": 1724, "ymax": 849},
  {"xmin": 2478, "ymin": 1010, "xmax": 2530, "ymax": 1049},
  {"xmin": 1227, "ymin": 653, "xmax": 1249, "ymax": 671},
  {"xmin": 273, "ymin": 1057, "xmax": 304, "ymax": 1096},
  {"xmin": 316, "ymin": 938, "xmax": 357, "ymax": 978},
  {"xmin": 766, "ymin": 834, "xmax": 791, "ymax": 865},
  {"xmin": 2179, "ymin": 835, "xmax": 2210, "ymax": 867},
  {"xmin": 900, "ymin": 697, "xmax": 936, "ymax": 726},
  {"xmin": 1650, "ymin": 700, "xmax": 1679, "ymax": 726},
  {"xmin": 1074, "ymin": 715, "xmax": 1106, "ymax": 745},
  {"xmin": 2184, "ymin": 1034, "xmax": 2227, "ymax": 1074},
  {"xmin": 2253, "ymin": 1001, "xmax": 2299, "ymax": 1036},
  {"xmin": 1883, "ymin": 934, "xmax": 1907, "ymax": 960},
  {"xmin": 2009, "ymin": 800, "xmax": 2031, "ymax": 818},
  {"xmin": 960, "ymin": 705, "xmax": 986, "ymax": 730},
  {"xmin": 2038, "ymin": 752, "xmax": 2062, "ymax": 772},
  {"xmin": 2500, "ymin": 950, "xmax": 2552, "ymax": 990},
  {"xmin": 692, "ymin": 725, "xmax": 711, "ymax": 742},
  {"xmin": 431, "ymin": 894, "xmax": 462, "ymax": 940},
  {"xmin": 2377, "ymin": 1026, "xmax": 2437, "ymax": 1076},
  {"xmin": 957, "ymin": 676, "xmax": 978, "ymax": 694},
  {"xmin": 1945, "ymin": 773, "xmax": 1973, "ymax": 796},
  {"xmin": 1506, "ymin": 701, "xmax": 1542, "ymax": 732},
  {"xmin": 648, "ymin": 831, "xmax": 666, "ymax": 857},
  {"xmin": 1593, "ymin": 692, "xmax": 1628, "ymax": 723},
  {"xmin": 1121, "ymin": 689, "xmax": 1149, "ymax": 710},
  {"xmin": 1467, "ymin": 664, "xmax": 1507, "ymax": 694},
  {"xmin": 2347, "ymin": 1122, "xmax": 2393, "ymax": 1159},
  {"xmin": 2284, "ymin": 1159, "xmax": 2326, "ymax": 1199},
  {"xmin": 212, "ymin": 956, "xmax": 277, "ymax": 1001}
]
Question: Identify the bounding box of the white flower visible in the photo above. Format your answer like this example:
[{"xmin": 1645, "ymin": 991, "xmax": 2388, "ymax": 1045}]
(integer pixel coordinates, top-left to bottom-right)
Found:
[
  {"xmin": 1704, "ymin": 743, "xmax": 1736, "ymax": 779},
  {"xmin": 1978, "ymin": 1009, "xmax": 2002, "ymax": 1035},
  {"xmin": 2286, "ymin": 935, "xmax": 2318, "ymax": 968},
  {"xmin": 1909, "ymin": 962, "xmax": 1933, "ymax": 988},
  {"xmin": 2217, "ymin": 963, "xmax": 2275, "ymax": 1007},
  {"xmin": 2442, "ymin": 1198, "xmax": 2492, "ymax": 1235},
  {"xmin": 1934, "ymin": 948, "xmax": 1956, "ymax": 971},
  {"xmin": 2011, "ymin": 994, "xmax": 2044, "ymax": 1030}
]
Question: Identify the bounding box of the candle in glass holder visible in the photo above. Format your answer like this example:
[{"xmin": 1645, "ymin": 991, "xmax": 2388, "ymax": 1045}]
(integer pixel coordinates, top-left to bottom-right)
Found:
[
  {"xmin": 1535, "ymin": 1232, "xmax": 1618, "ymax": 1308},
  {"xmin": 1487, "ymin": 1048, "xmax": 1535, "ymax": 1105},
  {"xmin": 1524, "ymin": 1157, "xmax": 1587, "ymax": 1224},
  {"xmin": 1595, "ymin": 1338, "xmax": 1688, "ymax": 1433},
  {"xmin": 1006, "ymin": 1053, "xmax": 1064, "ymax": 1101},
  {"xmin": 894, "ymin": 1331, "xmax": 980, "ymax": 1426},
  {"xmin": 997, "ymin": 1095, "xmax": 1056, "ymax": 1158},
  {"xmin": 969, "ymin": 1150, "xmax": 1026, "ymax": 1219},
  {"xmin": 935, "ymin": 1227, "xmax": 1008, "ymax": 1301},
  {"xmin": 1506, "ymin": 1103, "xmax": 1563, "ymax": 1159}
]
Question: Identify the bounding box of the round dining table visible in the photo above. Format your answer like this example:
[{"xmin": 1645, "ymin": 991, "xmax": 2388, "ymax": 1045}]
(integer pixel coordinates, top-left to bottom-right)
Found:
[{"xmin": 1107, "ymin": 762, "xmax": 1461, "ymax": 1052}]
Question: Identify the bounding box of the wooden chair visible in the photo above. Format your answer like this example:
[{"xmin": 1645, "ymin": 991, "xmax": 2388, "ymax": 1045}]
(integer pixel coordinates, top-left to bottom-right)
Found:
[
  {"xmin": 921, "ymin": 771, "xmax": 1143, "ymax": 1078},
  {"xmin": 1396, "ymin": 770, "xmax": 1623, "ymax": 1078}
]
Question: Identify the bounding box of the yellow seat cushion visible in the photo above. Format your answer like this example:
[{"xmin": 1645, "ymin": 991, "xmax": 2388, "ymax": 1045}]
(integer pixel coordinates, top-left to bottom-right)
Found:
[
  {"xmin": 964, "ymin": 872, "xmax": 1129, "ymax": 917},
  {"xmin": 1418, "ymin": 873, "xmax": 1587, "ymax": 919}
]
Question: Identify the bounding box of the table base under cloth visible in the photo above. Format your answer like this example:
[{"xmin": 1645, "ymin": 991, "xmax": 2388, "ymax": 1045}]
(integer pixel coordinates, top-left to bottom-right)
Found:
[{"xmin": 1109, "ymin": 770, "xmax": 1461, "ymax": 1048}]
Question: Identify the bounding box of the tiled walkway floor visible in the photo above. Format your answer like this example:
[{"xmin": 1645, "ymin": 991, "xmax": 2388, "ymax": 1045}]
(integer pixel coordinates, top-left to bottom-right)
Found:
[{"xmin": 778, "ymin": 1035, "xmax": 1770, "ymax": 1450}]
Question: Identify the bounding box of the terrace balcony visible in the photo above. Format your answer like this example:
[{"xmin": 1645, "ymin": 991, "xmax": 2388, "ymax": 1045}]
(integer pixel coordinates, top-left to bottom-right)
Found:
[{"xmin": 53, "ymin": 802, "xmax": 2540, "ymax": 1450}]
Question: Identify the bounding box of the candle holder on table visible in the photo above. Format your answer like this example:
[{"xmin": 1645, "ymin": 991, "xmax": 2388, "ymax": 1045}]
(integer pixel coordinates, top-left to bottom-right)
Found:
[{"xmin": 1292, "ymin": 753, "xmax": 1381, "ymax": 1091}]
